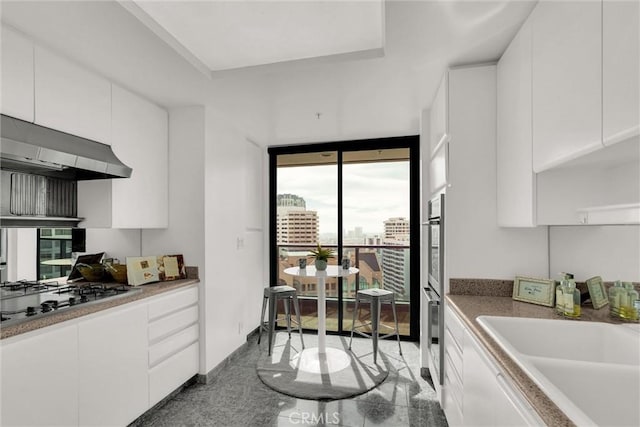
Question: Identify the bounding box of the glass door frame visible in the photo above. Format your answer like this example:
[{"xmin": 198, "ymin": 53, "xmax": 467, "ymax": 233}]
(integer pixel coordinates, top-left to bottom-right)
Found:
[{"xmin": 268, "ymin": 135, "xmax": 420, "ymax": 341}]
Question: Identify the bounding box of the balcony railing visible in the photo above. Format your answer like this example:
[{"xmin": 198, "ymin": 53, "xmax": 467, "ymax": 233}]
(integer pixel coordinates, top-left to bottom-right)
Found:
[
  {"xmin": 276, "ymin": 243, "xmax": 411, "ymax": 302},
  {"xmin": 276, "ymin": 243, "xmax": 412, "ymax": 336}
]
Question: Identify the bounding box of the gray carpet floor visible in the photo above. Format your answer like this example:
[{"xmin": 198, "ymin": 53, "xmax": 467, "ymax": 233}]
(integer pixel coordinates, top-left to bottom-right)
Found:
[{"xmin": 132, "ymin": 333, "xmax": 449, "ymax": 427}]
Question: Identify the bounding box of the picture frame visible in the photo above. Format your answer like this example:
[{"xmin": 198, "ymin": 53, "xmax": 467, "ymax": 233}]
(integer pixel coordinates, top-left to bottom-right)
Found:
[
  {"xmin": 586, "ymin": 276, "xmax": 609, "ymax": 310},
  {"xmin": 512, "ymin": 276, "xmax": 555, "ymax": 307}
]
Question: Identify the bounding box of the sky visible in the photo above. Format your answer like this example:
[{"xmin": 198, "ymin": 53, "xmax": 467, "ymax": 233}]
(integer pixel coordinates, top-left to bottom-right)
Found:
[{"xmin": 277, "ymin": 161, "xmax": 410, "ymax": 235}]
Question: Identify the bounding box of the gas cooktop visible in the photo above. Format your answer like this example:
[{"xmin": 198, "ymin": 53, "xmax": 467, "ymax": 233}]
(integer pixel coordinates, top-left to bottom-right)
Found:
[{"xmin": 0, "ymin": 280, "xmax": 138, "ymax": 325}]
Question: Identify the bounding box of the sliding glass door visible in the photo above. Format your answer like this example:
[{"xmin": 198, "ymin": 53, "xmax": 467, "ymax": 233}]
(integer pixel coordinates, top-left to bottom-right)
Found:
[{"xmin": 269, "ymin": 136, "xmax": 419, "ymax": 340}]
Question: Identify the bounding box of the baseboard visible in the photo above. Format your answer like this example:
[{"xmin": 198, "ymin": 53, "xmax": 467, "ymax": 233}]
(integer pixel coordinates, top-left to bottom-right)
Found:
[
  {"xmin": 128, "ymin": 375, "xmax": 197, "ymax": 426},
  {"xmin": 196, "ymin": 325, "xmax": 261, "ymax": 384}
]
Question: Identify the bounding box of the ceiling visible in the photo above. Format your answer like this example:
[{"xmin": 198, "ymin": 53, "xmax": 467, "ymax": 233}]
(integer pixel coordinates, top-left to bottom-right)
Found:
[
  {"xmin": 0, "ymin": 1, "xmax": 538, "ymax": 145},
  {"xmin": 124, "ymin": 0, "xmax": 385, "ymax": 74}
]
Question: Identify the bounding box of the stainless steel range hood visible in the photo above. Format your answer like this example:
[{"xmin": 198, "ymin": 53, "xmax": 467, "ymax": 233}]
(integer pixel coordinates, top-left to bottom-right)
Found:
[{"xmin": 1, "ymin": 114, "xmax": 132, "ymax": 180}]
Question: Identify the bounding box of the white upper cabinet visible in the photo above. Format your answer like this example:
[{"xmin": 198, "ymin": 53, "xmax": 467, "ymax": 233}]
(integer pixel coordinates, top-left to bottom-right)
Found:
[
  {"xmin": 602, "ymin": 0, "xmax": 639, "ymax": 146},
  {"xmin": 531, "ymin": 1, "xmax": 602, "ymax": 172},
  {"xmin": 78, "ymin": 84, "xmax": 168, "ymax": 228},
  {"xmin": 1, "ymin": 27, "xmax": 34, "ymax": 122},
  {"xmin": 429, "ymin": 142, "xmax": 448, "ymax": 196},
  {"xmin": 430, "ymin": 73, "xmax": 449, "ymax": 156},
  {"xmin": 497, "ymin": 20, "xmax": 534, "ymax": 227},
  {"xmin": 111, "ymin": 85, "xmax": 168, "ymax": 228},
  {"xmin": 35, "ymin": 47, "xmax": 111, "ymax": 144}
]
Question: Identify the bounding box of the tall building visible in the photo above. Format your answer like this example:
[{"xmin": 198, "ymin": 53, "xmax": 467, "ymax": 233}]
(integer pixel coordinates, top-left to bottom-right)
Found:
[
  {"xmin": 381, "ymin": 217, "xmax": 410, "ymax": 298},
  {"xmin": 276, "ymin": 194, "xmax": 319, "ymax": 245},
  {"xmin": 383, "ymin": 217, "xmax": 410, "ymax": 240}
]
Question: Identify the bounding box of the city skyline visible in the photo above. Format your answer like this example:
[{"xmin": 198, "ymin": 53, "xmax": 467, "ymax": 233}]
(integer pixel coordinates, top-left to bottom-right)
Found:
[{"xmin": 277, "ymin": 161, "xmax": 410, "ymax": 235}]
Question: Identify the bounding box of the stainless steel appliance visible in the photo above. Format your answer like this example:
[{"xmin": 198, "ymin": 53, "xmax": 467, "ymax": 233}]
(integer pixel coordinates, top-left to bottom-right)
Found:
[
  {"xmin": 425, "ymin": 193, "xmax": 444, "ymax": 385},
  {"xmin": 0, "ymin": 228, "xmax": 6, "ymax": 283},
  {"xmin": 0, "ymin": 114, "xmax": 133, "ymax": 227},
  {"xmin": 1, "ymin": 114, "xmax": 132, "ymax": 180},
  {"xmin": 0, "ymin": 280, "xmax": 137, "ymax": 325}
]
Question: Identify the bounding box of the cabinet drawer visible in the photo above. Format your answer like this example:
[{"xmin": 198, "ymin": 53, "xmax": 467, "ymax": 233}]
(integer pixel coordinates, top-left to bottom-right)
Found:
[
  {"xmin": 443, "ymin": 368, "xmax": 464, "ymax": 426},
  {"xmin": 445, "ymin": 329, "xmax": 463, "ymax": 382},
  {"xmin": 149, "ymin": 305, "xmax": 198, "ymax": 342},
  {"xmin": 444, "ymin": 351, "xmax": 464, "ymax": 411},
  {"xmin": 149, "ymin": 324, "xmax": 198, "ymax": 367},
  {"xmin": 148, "ymin": 286, "xmax": 198, "ymax": 321},
  {"xmin": 149, "ymin": 342, "xmax": 199, "ymax": 407},
  {"xmin": 445, "ymin": 306, "xmax": 465, "ymax": 353}
]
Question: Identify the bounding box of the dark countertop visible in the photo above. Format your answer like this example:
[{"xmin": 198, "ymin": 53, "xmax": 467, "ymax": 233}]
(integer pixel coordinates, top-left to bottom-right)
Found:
[
  {"xmin": 446, "ymin": 278, "xmax": 638, "ymax": 427},
  {"xmin": 1, "ymin": 278, "xmax": 199, "ymax": 340}
]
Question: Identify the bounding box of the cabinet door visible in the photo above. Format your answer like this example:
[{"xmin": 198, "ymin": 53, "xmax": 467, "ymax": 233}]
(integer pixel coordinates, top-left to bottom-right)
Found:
[
  {"xmin": 1, "ymin": 27, "xmax": 34, "ymax": 122},
  {"xmin": 497, "ymin": 20, "xmax": 535, "ymax": 227},
  {"xmin": 78, "ymin": 303, "xmax": 149, "ymax": 426},
  {"xmin": 430, "ymin": 73, "xmax": 449, "ymax": 155},
  {"xmin": 0, "ymin": 324, "xmax": 79, "ymax": 427},
  {"xmin": 429, "ymin": 142, "xmax": 448, "ymax": 196},
  {"xmin": 111, "ymin": 84, "xmax": 168, "ymax": 228},
  {"xmin": 462, "ymin": 330, "xmax": 495, "ymax": 426},
  {"xmin": 463, "ymin": 329, "xmax": 544, "ymax": 427},
  {"xmin": 603, "ymin": 0, "xmax": 639, "ymax": 146},
  {"xmin": 532, "ymin": 1, "xmax": 602, "ymax": 172},
  {"xmin": 34, "ymin": 47, "xmax": 111, "ymax": 144}
]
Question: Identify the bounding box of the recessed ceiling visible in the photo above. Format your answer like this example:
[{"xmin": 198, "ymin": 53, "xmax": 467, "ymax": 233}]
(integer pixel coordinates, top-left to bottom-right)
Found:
[{"xmin": 126, "ymin": 0, "xmax": 385, "ymax": 73}]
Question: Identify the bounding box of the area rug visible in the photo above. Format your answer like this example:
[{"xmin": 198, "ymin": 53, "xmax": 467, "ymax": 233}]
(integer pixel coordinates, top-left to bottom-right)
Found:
[{"xmin": 256, "ymin": 333, "xmax": 389, "ymax": 400}]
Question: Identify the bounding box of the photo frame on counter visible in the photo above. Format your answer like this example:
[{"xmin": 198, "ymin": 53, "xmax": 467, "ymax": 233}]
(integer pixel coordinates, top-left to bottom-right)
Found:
[
  {"xmin": 586, "ymin": 276, "xmax": 609, "ymax": 309},
  {"xmin": 512, "ymin": 276, "xmax": 555, "ymax": 307}
]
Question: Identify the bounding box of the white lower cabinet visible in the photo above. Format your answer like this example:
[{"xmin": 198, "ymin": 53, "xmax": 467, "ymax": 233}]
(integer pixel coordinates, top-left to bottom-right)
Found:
[
  {"xmin": 149, "ymin": 342, "xmax": 199, "ymax": 406},
  {"xmin": 443, "ymin": 305, "xmax": 544, "ymax": 427},
  {"xmin": 463, "ymin": 328, "xmax": 544, "ymax": 426},
  {"xmin": 0, "ymin": 324, "xmax": 79, "ymax": 427},
  {"xmin": 443, "ymin": 304, "xmax": 465, "ymax": 426},
  {"xmin": 147, "ymin": 285, "xmax": 200, "ymax": 407},
  {"xmin": 0, "ymin": 284, "xmax": 200, "ymax": 426},
  {"xmin": 78, "ymin": 302, "xmax": 149, "ymax": 426}
]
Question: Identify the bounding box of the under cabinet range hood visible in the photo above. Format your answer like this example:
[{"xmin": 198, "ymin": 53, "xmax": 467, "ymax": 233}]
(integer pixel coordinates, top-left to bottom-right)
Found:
[{"xmin": 1, "ymin": 114, "xmax": 132, "ymax": 180}]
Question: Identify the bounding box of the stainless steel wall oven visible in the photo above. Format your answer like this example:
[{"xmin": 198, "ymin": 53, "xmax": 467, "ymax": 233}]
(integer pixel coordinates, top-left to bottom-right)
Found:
[{"xmin": 425, "ymin": 193, "xmax": 444, "ymax": 385}]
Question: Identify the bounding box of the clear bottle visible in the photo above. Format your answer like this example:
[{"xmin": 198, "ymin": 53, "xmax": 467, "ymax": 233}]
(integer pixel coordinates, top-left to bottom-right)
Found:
[
  {"xmin": 620, "ymin": 282, "xmax": 639, "ymax": 321},
  {"xmin": 562, "ymin": 279, "xmax": 580, "ymax": 318},
  {"xmin": 571, "ymin": 281, "xmax": 581, "ymax": 318},
  {"xmin": 608, "ymin": 280, "xmax": 624, "ymax": 318},
  {"xmin": 556, "ymin": 273, "xmax": 573, "ymax": 315},
  {"xmin": 555, "ymin": 281, "xmax": 565, "ymax": 315}
]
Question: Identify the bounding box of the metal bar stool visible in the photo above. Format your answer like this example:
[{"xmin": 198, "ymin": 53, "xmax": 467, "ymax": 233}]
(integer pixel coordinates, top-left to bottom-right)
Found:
[
  {"xmin": 258, "ymin": 285, "xmax": 304, "ymax": 355},
  {"xmin": 349, "ymin": 288, "xmax": 402, "ymax": 363}
]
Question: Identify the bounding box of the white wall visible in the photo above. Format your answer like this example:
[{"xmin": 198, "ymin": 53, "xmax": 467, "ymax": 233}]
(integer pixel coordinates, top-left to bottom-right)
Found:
[
  {"xmin": 445, "ymin": 65, "xmax": 548, "ymax": 282},
  {"xmin": 84, "ymin": 229, "xmax": 141, "ymax": 262},
  {"xmin": 6, "ymin": 229, "xmax": 37, "ymax": 281},
  {"xmin": 142, "ymin": 107, "xmax": 206, "ymax": 271},
  {"xmin": 203, "ymin": 109, "xmax": 265, "ymax": 372},
  {"xmin": 549, "ymin": 225, "xmax": 640, "ymax": 281},
  {"xmin": 140, "ymin": 106, "xmax": 207, "ymax": 373}
]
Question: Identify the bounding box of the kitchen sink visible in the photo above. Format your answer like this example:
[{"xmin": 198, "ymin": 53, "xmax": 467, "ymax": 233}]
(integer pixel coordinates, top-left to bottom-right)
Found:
[
  {"xmin": 477, "ymin": 316, "xmax": 640, "ymax": 427},
  {"xmin": 477, "ymin": 315, "xmax": 639, "ymax": 365}
]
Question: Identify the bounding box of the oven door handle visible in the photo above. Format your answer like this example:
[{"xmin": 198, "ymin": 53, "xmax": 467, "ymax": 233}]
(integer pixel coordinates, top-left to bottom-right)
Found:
[
  {"xmin": 424, "ymin": 287, "xmax": 440, "ymax": 345},
  {"xmin": 424, "ymin": 286, "xmax": 440, "ymax": 304}
]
